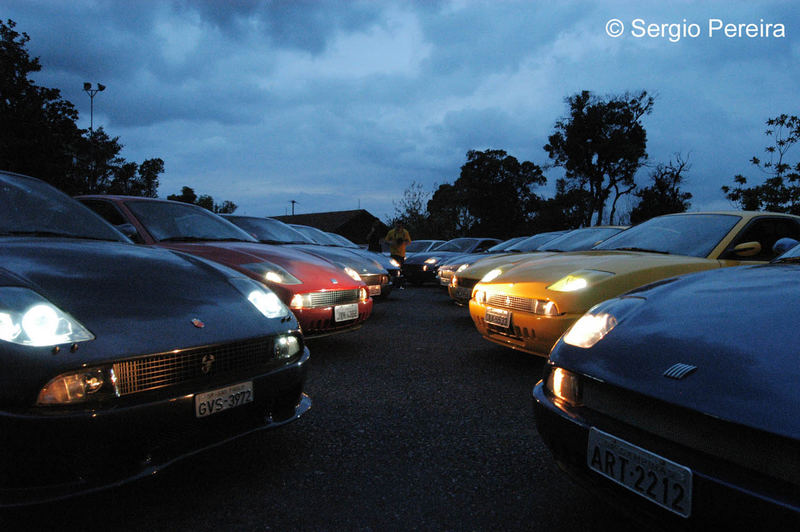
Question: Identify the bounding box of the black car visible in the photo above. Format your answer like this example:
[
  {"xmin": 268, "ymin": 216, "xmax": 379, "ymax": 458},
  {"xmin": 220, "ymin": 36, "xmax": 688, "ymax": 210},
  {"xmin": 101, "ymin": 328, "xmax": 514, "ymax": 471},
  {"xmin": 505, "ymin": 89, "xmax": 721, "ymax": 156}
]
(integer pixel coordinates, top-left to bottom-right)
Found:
[
  {"xmin": 402, "ymin": 237, "xmax": 501, "ymax": 285},
  {"xmin": 0, "ymin": 171, "xmax": 310, "ymax": 506},
  {"xmin": 533, "ymin": 251, "xmax": 800, "ymax": 528}
]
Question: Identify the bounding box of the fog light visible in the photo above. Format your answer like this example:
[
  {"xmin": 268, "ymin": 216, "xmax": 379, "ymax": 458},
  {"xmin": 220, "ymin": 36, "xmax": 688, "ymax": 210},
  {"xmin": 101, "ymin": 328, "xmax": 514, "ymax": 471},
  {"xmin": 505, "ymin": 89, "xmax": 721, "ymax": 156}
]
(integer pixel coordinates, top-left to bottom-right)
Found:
[
  {"xmin": 37, "ymin": 368, "xmax": 111, "ymax": 405},
  {"xmin": 546, "ymin": 367, "xmax": 582, "ymax": 405},
  {"xmin": 274, "ymin": 335, "xmax": 301, "ymax": 359}
]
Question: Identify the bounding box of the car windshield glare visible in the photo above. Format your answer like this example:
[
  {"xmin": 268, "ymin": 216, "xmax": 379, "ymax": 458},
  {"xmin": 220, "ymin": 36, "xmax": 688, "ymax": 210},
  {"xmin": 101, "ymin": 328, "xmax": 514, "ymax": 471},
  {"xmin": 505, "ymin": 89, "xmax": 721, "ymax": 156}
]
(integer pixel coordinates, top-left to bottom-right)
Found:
[
  {"xmin": 539, "ymin": 227, "xmax": 624, "ymax": 252},
  {"xmin": 509, "ymin": 232, "xmax": 566, "ymax": 252},
  {"xmin": 126, "ymin": 201, "xmax": 257, "ymax": 242},
  {"xmin": 436, "ymin": 238, "xmax": 477, "ymax": 252},
  {"xmin": 594, "ymin": 214, "xmax": 741, "ymax": 257},
  {"xmin": 406, "ymin": 241, "xmax": 435, "ymax": 252},
  {"xmin": 291, "ymin": 225, "xmax": 338, "ymax": 245},
  {"xmin": 487, "ymin": 236, "xmax": 526, "ymax": 252},
  {"xmin": 227, "ymin": 216, "xmax": 313, "ymax": 244},
  {"xmin": 0, "ymin": 173, "xmax": 125, "ymax": 242},
  {"xmin": 327, "ymin": 232, "xmax": 359, "ymax": 248}
]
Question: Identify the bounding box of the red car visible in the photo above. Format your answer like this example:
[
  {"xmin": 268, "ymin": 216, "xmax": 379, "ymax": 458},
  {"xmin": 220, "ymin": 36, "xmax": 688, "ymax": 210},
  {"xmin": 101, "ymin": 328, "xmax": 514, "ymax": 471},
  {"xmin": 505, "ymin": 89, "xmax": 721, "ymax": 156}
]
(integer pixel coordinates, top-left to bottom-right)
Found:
[{"xmin": 78, "ymin": 196, "xmax": 372, "ymax": 337}]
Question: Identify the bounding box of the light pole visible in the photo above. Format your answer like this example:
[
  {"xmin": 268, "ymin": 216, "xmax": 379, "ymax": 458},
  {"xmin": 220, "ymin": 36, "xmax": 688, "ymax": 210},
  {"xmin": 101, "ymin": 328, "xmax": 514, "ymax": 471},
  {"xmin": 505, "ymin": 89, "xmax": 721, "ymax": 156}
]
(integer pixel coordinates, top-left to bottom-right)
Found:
[
  {"xmin": 83, "ymin": 82, "xmax": 106, "ymax": 132},
  {"xmin": 290, "ymin": 200, "xmax": 298, "ymax": 215}
]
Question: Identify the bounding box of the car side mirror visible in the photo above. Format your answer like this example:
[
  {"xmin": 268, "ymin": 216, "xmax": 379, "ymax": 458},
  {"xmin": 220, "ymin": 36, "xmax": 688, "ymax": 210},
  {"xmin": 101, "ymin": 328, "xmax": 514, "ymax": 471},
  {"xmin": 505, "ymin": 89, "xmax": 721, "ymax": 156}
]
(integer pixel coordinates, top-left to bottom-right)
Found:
[
  {"xmin": 116, "ymin": 223, "xmax": 142, "ymax": 243},
  {"xmin": 733, "ymin": 241, "xmax": 761, "ymax": 257}
]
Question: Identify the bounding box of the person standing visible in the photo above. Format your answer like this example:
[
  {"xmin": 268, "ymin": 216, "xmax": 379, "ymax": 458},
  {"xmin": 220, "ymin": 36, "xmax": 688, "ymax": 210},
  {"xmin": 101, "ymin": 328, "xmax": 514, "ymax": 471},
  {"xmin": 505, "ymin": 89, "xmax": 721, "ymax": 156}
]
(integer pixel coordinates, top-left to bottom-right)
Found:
[
  {"xmin": 366, "ymin": 220, "xmax": 383, "ymax": 252},
  {"xmin": 385, "ymin": 220, "xmax": 411, "ymax": 288}
]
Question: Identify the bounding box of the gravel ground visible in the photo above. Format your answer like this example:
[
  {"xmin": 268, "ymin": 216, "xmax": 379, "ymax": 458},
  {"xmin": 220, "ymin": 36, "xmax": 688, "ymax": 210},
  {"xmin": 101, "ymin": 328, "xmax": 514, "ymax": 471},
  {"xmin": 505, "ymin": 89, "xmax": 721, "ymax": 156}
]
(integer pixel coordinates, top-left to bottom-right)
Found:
[{"xmin": 1, "ymin": 286, "xmax": 638, "ymax": 531}]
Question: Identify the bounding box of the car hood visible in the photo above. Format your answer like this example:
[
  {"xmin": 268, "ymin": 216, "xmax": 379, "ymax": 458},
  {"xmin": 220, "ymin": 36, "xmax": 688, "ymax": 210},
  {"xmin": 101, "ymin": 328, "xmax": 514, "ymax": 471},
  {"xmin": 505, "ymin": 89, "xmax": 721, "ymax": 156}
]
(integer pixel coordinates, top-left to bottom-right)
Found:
[
  {"xmin": 405, "ymin": 251, "xmax": 475, "ymax": 265},
  {"xmin": 457, "ymin": 251, "xmax": 557, "ymax": 279},
  {"xmin": 155, "ymin": 241, "xmax": 361, "ymax": 292},
  {"xmin": 550, "ymin": 263, "xmax": 800, "ymax": 440},
  {"xmin": 483, "ymin": 250, "xmax": 723, "ymax": 314},
  {"xmin": 0, "ymin": 239, "xmax": 296, "ymax": 380},
  {"xmin": 288, "ymin": 244, "xmax": 386, "ymax": 275}
]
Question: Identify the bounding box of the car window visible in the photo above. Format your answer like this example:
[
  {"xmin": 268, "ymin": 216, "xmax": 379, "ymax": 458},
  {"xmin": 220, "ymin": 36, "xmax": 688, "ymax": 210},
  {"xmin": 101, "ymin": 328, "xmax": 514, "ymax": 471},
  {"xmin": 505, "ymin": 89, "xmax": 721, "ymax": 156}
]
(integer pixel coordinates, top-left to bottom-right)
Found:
[
  {"xmin": 0, "ymin": 175, "xmax": 125, "ymax": 242},
  {"xmin": 538, "ymin": 227, "xmax": 625, "ymax": 252},
  {"xmin": 595, "ymin": 214, "xmax": 741, "ymax": 257},
  {"xmin": 719, "ymin": 217, "xmax": 800, "ymax": 261},
  {"xmin": 436, "ymin": 238, "xmax": 477, "ymax": 252},
  {"xmin": 125, "ymin": 201, "xmax": 257, "ymax": 242},
  {"xmin": 508, "ymin": 231, "xmax": 567, "ymax": 252}
]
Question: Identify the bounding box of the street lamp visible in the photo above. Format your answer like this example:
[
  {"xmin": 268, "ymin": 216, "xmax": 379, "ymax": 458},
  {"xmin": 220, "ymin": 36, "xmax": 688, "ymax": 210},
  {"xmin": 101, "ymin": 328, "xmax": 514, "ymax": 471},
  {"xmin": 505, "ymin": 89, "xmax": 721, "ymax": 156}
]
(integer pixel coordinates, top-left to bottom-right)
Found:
[{"xmin": 83, "ymin": 82, "xmax": 106, "ymax": 132}]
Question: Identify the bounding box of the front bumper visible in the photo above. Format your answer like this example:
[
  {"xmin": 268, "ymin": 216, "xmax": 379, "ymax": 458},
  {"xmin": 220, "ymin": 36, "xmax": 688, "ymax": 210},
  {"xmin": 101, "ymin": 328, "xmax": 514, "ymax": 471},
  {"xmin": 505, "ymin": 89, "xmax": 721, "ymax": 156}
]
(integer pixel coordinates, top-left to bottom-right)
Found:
[
  {"xmin": 361, "ymin": 273, "xmax": 392, "ymax": 299},
  {"xmin": 469, "ymin": 299, "xmax": 579, "ymax": 357},
  {"xmin": 402, "ymin": 263, "xmax": 436, "ymax": 284},
  {"xmin": 0, "ymin": 349, "xmax": 311, "ymax": 507},
  {"xmin": 533, "ymin": 380, "xmax": 800, "ymax": 529},
  {"xmin": 293, "ymin": 298, "xmax": 372, "ymax": 337}
]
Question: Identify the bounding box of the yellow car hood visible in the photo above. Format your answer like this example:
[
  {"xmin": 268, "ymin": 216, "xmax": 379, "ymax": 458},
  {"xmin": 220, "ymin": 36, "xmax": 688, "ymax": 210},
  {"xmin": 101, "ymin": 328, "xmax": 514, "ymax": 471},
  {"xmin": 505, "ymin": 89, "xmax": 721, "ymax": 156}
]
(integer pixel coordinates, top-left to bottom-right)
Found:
[{"xmin": 482, "ymin": 250, "xmax": 726, "ymax": 315}]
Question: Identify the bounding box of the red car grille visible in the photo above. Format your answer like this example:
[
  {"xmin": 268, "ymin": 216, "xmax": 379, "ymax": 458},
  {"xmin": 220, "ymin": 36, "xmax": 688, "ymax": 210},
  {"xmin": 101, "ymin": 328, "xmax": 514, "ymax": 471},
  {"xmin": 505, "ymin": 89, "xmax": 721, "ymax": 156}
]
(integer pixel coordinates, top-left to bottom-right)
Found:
[{"xmin": 112, "ymin": 338, "xmax": 277, "ymax": 396}]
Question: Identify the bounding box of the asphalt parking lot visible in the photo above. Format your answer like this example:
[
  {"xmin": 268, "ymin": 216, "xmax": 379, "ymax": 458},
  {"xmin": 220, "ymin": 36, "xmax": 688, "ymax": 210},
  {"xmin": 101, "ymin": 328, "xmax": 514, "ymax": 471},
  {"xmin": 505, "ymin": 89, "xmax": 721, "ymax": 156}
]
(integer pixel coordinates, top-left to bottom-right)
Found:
[{"xmin": 1, "ymin": 286, "xmax": 639, "ymax": 531}]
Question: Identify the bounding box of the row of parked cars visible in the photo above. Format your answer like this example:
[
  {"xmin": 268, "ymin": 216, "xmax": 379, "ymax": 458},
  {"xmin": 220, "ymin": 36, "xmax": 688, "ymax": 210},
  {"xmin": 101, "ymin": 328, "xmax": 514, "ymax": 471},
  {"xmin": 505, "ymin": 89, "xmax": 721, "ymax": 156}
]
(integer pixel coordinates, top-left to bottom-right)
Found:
[
  {"xmin": 0, "ymin": 171, "xmax": 400, "ymax": 506},
  {"xmin": 410, "ymin": 212, "xmax": 800, "ymax": 526}
]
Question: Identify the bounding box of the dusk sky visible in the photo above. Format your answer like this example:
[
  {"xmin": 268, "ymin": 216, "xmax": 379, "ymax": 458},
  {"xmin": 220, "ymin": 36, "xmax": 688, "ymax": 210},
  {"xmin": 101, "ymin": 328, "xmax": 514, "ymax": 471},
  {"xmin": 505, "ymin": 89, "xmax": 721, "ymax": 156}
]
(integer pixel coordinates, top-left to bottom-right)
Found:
[{"xmin": 5, "ymin": 1, "xmax": 799, "ymax": 221}]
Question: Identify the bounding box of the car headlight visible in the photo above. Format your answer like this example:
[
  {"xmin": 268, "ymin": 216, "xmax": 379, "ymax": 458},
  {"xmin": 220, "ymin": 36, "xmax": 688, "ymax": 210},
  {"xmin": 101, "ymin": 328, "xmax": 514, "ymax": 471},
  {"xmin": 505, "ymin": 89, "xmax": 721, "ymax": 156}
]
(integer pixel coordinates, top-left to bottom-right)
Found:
[
  {"xmin": 229, "ymin": 278, "xmax": 291, "ymax": 319},
  {"xmin": 547, "ymin": 270, "xmax": 614, "ymax": 292},
  {"xmin": 473, "ymin": 288, "xmax": 487, "ymax": 304},
  {"xmin": 344, "ymin": 267, "xmax": 362, "ymax": 282},
  {"xmin": 424, "ymin": 257, "xmax": 439, "ymax": 264},
  {"xmin": 456, "ymin": 263, "xmax": 470, "ymax": 273},
  {"xmin": 0, "ymin": 287, "xmax": 94, "ymax": 347},
  {"xmin": 480, "ymin": 269, "xmax": 502, "ymax": 283},
  {"xmin": 242, "ymin": 262, "xmax": 302, "ymax": 285},
  {"xmin": 37, "ymin": 366, "xmax": 118, "ymax": 405},
  {"xmin": 389, "ymin": 258, "xmax": 401, "ymax": 268},
  {"xmin": 562, "ymin": 296, "xmax": 645, "ymax": 348},
  {"xmin": 545, "ymin": 367, "xmax": 582, "ymax": 405}
]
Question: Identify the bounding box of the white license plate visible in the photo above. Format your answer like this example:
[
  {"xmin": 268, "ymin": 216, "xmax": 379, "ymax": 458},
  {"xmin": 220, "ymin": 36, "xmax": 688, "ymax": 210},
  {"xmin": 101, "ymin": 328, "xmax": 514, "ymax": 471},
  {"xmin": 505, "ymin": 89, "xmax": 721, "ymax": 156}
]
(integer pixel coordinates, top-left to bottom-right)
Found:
[
  {"xmin": 454, "ymin": 287, "xmax": 472, "ymax": 300},
  {"xmin": 587, "ymin": 428, "xmax": 692, "ymax": 518},
  {"xmin": 485, "ymin": 306, "xmax": 511, "ymax": 328},
  {"xmin": 334, "ymin": 303, "xmax": 359, "ymax": 322},
  {"xmin": 368, "ymin": 284, "xmax": 381, "ymax": 296},
  {"xmin": 195, "ymin": 381, "xmax": 254, "ymax": 418}
]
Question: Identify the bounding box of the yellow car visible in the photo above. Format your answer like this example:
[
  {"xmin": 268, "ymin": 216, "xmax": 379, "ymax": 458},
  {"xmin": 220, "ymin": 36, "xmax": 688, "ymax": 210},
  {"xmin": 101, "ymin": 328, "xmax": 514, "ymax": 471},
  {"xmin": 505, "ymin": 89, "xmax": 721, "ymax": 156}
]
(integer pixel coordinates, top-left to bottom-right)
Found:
[
  {"xmin": 469, "ymin": 212, "xmax": 800, "ymax": 356},
  {"xmin": 450, "ymin": 226, "xmax": 625, "ymax": 305}
]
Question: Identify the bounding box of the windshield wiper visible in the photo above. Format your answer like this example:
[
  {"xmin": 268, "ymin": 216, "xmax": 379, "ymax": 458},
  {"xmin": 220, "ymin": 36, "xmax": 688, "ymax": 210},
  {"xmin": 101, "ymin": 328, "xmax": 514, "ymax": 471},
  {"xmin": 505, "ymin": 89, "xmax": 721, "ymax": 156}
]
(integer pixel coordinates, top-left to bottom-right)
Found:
[
  {"xmin": 257, "ymin": 239, "xmax": 287, "ymax": 245},
  {"xmin": 0, "ymin": 230, "xmax": 117, "ymax": 241},
  {"xmin": 611, "ymin": 246, "xmax": 670, "ymax": 254}
]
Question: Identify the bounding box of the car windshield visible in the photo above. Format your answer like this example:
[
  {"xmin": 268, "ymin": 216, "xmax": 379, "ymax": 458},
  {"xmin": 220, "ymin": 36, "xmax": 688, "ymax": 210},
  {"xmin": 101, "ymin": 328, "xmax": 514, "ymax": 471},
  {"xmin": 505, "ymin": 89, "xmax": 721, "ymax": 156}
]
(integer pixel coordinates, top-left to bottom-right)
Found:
[
  {"xmin": 487, "ymin": 236, "xmax": 527, "ymax": 252},
  {"xmin": 594, "ymin": 214, "xmax": 741, "ymax": 257},
  {"xmin": 225, "ymin": 216, "xmax": 314, "ymax": 244},
  {"xmin": 406, "ymin": 240, "xmax": 434, "ymax": 252},
  {"xmin": 775, "ymin": 241, "xmax": 800, "ymax": 261},
  {"xmin": 125, "ymin": 200, "xmax": 257, "ymax": 243},
  {"xmin": 435, "ymin": 238, "xmax": 478, "ymax": 252},
  {"xmin": 538, "ymin": 227, "xmax": 626, "ymax": 252},
  {"xmin": 327, "ymin": 232, "xmax": 359, "ymax": 248},
  {"xmin": 291, "ymin": 224, "xmax": 339, "ymax": 245},
  {"xmin": 0, "ymin": 173, "xmax": 126, "ymax": 242},
  {"xmin": 507, "ymin": 231, "xmax": 568, "ymax": 252}
]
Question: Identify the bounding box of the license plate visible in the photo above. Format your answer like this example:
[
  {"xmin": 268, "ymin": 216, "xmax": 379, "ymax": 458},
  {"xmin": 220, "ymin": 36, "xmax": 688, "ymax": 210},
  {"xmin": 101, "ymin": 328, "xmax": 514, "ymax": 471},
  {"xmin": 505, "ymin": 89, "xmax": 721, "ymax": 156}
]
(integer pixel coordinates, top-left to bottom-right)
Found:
[
  {"xmin": 368, "ymin": 284, "xmax": 381, "ymax": 296},
  {"xmin": 334, "ymin": 303, "xmax": 359, "ymax": 322},
  {"xmin": 587, "ymin": 428, "xmax": 692, "ymax": 518},
  {"xmin": 454, "ymin": 287, "xmax": 471, "ymax": 300},
  {"xmin": 195, "ymin": 381, "xmax": 254, "ymax": 418},
  {"xmin": 485, "ymin": 306, "xmax": 511, "ymax": 328}
]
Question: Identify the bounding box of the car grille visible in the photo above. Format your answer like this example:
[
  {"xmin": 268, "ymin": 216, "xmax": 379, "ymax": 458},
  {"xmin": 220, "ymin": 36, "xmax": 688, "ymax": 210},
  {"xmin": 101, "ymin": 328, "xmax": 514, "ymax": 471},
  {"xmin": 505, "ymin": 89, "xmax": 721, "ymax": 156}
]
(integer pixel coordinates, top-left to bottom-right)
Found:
[
  {"xmin": 456, "ymin": 277, "xmax": 478, "ymax": 290},
  {"xmin": 582, "ymin": 380, "xmax": 800, "ymax": 488},
  {"xmin": 308, "ymin": 289, "xmax": 360, "ymax": 307},
  {"xmin": 487, "ymin": 293, "xmax": 557, "ymax": 315},
  {"xmin": 113, "ymin": 337, "xmax": 280, "ymax": 396},
  {"xmin": 361, "ymin": 274, "xmax": 388, "ymax": 286}
]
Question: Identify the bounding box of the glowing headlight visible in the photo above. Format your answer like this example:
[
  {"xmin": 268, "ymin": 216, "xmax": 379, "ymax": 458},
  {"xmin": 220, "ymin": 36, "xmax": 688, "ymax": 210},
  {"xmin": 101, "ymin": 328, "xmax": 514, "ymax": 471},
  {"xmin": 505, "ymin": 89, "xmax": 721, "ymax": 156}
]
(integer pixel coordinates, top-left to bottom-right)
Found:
[
  {"xmin": 242, "ymin": 262, "xmax": 302, "ymax": 285},
  {"xmin": 0, "ymin": 287, "xmax": 94, "ymax": 347},
  {"xmin": 274, "ymin": 335, "xmax": 302, "ymax": 359},
  {"xmin": 229, "ymin": 278, "xmax": 291, "ymax": 319},
  {"xmin": 545, "ymin": 367, "xmax": 582, "ymax": 405},
  {"xmin": 456, "ymin": 263, "xmax": 470, "ymax": 273},
  {"xmin": 389, "ymin": 258, "xmax": 401, "ymax": 268},
  {"xmin": 359, "ymin": 287, "xmax": 368, "ymax": 301},
  {"xmin": 473, "ymin": 289, "xmax": 487, "ymax": 304},
  {"xmin": 562, "ymin": 297, "xmax": 645, "ymax": 348},
  {"xmin": 547, "ymin": 270, "xmax": 614, "ymax": 292},
  {"xmin": 424, "ymin": 257, "xmax": 439, "ymax": 264},
  {"xmin": 344, "ymin": 267, "xmax": 362, "ymax": 282},
  {"xmin": 481, "ymin": 269, "xmax": 503, "ymax": 283}
]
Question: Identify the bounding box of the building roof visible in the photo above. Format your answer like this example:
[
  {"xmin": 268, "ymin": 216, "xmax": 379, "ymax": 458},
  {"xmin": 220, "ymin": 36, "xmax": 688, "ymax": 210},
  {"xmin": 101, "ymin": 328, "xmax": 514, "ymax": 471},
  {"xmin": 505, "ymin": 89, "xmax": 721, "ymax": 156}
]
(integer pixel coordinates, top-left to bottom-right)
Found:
[{"xmin": 273, "ymin": 209, "xmax": 380, "ymax": 233}]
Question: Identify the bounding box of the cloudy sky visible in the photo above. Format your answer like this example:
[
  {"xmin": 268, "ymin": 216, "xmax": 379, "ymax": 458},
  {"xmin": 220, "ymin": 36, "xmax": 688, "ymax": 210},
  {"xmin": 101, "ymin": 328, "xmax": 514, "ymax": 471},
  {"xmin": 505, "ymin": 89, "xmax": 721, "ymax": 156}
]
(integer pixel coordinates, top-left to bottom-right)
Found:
[{"xmin": 5, "ymin": 1, "xmax": 799, "ymax": 221}]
